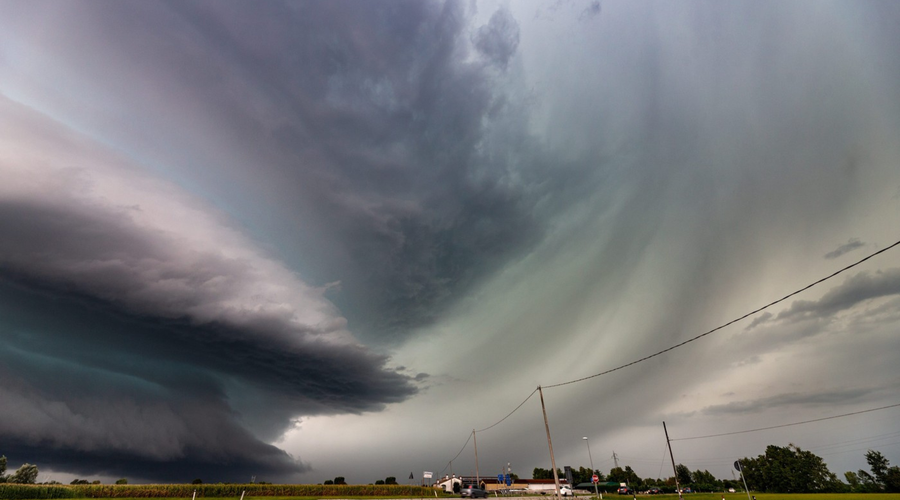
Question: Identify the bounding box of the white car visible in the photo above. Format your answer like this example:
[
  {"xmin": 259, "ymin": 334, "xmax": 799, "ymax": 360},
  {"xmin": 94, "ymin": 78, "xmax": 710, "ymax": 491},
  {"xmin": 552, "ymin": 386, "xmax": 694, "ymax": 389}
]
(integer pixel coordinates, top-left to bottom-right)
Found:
[{"xmin": 560, "ymin": 486, "xmax": 574, "ymax": 496}]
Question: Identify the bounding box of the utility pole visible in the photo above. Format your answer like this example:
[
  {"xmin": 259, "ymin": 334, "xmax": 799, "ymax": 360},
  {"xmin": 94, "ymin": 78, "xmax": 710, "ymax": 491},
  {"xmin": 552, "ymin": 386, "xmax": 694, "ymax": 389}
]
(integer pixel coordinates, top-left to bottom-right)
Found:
[
  {"xmin": 583, "ymin": 437, "xmax": 600, "ymax": 500},
  {"xmin": 663, "ymin": 422, "xmax": 683, "ymax": 500},
  {"xmin": 612, "ymin": 452, "xmax": 619, "ymax": 470},
  {"xmin": 538, "ymin": 386, "xmax": 562, "ymax": 500},
  {"xmin": 473, "ymin": 430, "xmax": 480, "ymax": 486}
]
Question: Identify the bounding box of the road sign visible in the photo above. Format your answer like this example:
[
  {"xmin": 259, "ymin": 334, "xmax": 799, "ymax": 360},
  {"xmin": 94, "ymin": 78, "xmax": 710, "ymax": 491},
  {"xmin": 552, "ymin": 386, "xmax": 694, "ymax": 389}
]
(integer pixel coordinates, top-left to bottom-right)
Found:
[
  {"xmin": 498, "ymin": 474, "xmax": 504, "ymax": 484},
  {"xmin": 592, "ymin": 475, "xmax": 599, "ymax": 483},
  {"xmin": 505, "ymin": 474, "xmax": 512, "ymax": 486},
  {"xmin": 424, "ymin": 471, "xmax": 433, "ymax": 479},
  {"xmin": 409, "ymin": 472, "xmax": 414, "ymax": 480},
  {"xmin": 734, "ymin": 461, "xmax": 742, "ymax": 472}
]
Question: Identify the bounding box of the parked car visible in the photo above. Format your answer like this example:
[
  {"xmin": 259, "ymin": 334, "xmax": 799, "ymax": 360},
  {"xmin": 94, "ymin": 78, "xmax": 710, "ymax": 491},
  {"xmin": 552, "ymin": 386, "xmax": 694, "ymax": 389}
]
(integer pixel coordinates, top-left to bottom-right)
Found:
[
  {"xmin": 647, "ymin": 488, "xmax": 661, "ymax": 494},
  {"xmin": 617, "ymin": 487, "xmax": 634, "ymax": 495},
  {"xmin": 461, "ymin": 485, "xmax": 488, "ymax": 498},
  {"xmin": 560, "ymin": 486, "xmax": 573, "ymax": 497}
]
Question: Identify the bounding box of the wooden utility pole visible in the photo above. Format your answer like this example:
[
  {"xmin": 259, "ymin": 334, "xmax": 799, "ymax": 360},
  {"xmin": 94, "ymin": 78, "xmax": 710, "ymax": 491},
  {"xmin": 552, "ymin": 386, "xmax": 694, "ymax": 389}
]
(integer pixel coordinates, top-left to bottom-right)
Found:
[
  {"xmin": 473, "ymin": 430, "xmax": 480, "ymax": 486},
  {"xmin": 663, "ymin": 422, "xmax": 683, "ymax": 500},
  {"xmin": 538, "ymin": 386, "xmax": 562, "ymax": 500}
]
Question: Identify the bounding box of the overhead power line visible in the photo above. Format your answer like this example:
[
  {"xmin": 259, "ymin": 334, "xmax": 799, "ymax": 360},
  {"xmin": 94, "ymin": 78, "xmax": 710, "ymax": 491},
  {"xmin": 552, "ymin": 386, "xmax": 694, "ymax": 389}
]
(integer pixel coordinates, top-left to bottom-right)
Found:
[
  {"xmin": 671, "ymin": 402, "xmax": 900, "ymax": 441},
  {"xmin": 441, "ymin": 388, "xmax": 538, "ymax": 474},
  {"xmin": 544, "ymin": 237, "xmax": 900, "ymax": 389},
  {"xmin": 440, "ymin": 237, "xmax": 900, "ymax": 473},
  {"xmin": 441, "ymin": 431, "xmax": 474, "ymax": 475},
  {"xmin": 476, "ymin": 388, "xmax": 538, "ymax": 433}
]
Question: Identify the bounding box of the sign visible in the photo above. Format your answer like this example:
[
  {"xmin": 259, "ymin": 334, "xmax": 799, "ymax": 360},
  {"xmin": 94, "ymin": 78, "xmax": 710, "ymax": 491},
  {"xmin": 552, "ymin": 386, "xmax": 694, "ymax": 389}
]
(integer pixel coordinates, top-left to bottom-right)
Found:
[
  {"xmin": 592, "ymin": 475, "xmax": 599, "ymax": 483},
  {"xmin": 505, "ymin": 474, "xmax": 512, "ymax": 486},
  {"xmin": 409, "ymin": 473, "xmax": 414, "ymax": 480},
  {"xmin": 424, "ymin": 471, "xmax": 433, "ymax": 479},
  {"xmin": 498, "ymin": 474, "xmax": 505, "ymax": 484},
  {"xmin": 734, "ymin": 461, "xmax": 742, "ymax": 472}
]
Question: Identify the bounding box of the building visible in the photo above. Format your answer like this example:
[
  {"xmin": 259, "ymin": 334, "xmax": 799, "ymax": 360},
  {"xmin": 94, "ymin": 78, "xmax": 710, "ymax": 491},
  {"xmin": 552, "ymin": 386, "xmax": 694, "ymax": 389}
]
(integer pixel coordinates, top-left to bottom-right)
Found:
[{"xmin": 435, "ymin": 475, "xmax": 570, "ymax": 494}]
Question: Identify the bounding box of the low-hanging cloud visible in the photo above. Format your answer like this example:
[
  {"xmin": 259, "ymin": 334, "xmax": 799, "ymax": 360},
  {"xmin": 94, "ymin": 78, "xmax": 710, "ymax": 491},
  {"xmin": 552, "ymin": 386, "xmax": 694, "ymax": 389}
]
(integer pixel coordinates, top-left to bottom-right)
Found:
[
  {"xmin": 0, "ymin": 94, "xmax": 417, "ymax": 481},
  {"xmin": 473, "ymin": 8, "xmax": 521, "ymax": 69},
  {"xmin": 776, "ymin": 269, "xmax": 900, "ymax": 323},
  {"xmin": 824, "ymin": 238, "xmax": 865, "ymax": 259},
  {"xmin": 700, "ymin": 388, "xmax": 876, "ymax": 416}
]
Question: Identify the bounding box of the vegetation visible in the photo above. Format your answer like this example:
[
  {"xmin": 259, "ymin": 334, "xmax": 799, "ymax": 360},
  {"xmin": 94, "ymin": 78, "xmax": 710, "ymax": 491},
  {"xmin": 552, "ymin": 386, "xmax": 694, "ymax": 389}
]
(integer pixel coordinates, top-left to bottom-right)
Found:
[
  {"xmin": 0, "ymin": 483, "xmax": 434, "ymax": 498},
  {"xmin": 0, "ymin": 456, "xmax": 39, "ymax": 485}
]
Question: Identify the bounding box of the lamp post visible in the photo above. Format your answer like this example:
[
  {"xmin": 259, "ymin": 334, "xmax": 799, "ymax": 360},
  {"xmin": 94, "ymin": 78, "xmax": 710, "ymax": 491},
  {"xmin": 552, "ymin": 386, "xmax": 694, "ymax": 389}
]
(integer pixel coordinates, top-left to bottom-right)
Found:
[{"xmin": 583, "ymin": 437, "xmax": 600, "ymax": 499}]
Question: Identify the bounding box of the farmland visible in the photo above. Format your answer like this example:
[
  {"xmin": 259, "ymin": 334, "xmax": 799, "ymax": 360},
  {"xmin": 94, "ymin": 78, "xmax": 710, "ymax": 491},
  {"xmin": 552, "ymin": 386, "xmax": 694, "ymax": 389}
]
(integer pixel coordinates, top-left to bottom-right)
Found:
[{"xmin": 4, "ymin": 484, "xmax": 900, "ymax": 500}]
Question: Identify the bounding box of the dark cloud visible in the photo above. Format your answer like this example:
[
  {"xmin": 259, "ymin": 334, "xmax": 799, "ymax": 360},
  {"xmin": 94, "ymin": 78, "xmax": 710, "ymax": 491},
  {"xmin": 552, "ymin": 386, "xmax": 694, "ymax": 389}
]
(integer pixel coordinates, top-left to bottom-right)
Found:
[
  {"xmin": 701, "ymin": 388, "xmax": 876, "ymax": 416},
  {"xmin": 580, "ymin": 1, "xmax": 601, "ymax": 21},
  {"xmin": 824, "ymin": 238, "xmax": 865, "ymax": 259},
  {"xmin": 25, "ymin": 0, "xmax": 559, "ymax": 342},
  {"xmin": 0, "ymin": 273, "xmax": 414, "ymax": 482},
  {"xmin": 777, "ymin": 269, "xmax": 900, "ymax": 322},
  {"xmin": 0, "ymin": 93, "xmax": 417, "ymax": 480},
  {"xmin": 473, "ymin": 8, "xmax": 521, "ymax": 69}
]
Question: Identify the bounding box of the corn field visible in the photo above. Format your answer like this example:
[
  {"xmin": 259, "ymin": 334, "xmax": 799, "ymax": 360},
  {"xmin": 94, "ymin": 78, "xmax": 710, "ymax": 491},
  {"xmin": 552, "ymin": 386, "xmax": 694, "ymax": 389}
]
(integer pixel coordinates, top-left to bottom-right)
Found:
[{"xmin": 0, "ymin": 483, "xmax": 437, "ymax": 499}]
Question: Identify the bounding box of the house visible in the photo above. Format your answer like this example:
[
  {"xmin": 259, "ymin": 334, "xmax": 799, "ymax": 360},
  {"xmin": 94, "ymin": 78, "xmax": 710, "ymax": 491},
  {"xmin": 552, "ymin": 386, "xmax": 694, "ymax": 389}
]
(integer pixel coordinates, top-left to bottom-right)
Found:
[{"xmin": 434, "ymin": 475, "xmax": 570, "ymax": 494}]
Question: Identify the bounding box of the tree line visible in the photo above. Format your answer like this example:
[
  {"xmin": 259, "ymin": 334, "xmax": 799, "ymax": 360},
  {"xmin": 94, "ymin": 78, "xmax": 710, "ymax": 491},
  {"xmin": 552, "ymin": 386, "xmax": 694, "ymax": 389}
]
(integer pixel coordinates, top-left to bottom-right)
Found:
[{"xmin": 532, "ymin": 445, "xmax": 900, "ymax": 493}]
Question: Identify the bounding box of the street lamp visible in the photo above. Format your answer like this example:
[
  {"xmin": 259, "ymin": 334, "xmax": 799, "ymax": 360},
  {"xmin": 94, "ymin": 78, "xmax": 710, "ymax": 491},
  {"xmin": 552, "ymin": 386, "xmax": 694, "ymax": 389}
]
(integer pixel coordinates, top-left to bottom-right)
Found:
[{"xmin": 583, "ymin": 437, "xmax": 600, "ymax": 499}]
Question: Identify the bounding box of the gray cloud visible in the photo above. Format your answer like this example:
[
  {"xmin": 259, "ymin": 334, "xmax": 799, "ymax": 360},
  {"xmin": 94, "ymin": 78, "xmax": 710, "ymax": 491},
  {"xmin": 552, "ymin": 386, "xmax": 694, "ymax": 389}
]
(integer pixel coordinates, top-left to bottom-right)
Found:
[
  {"xmin": 473, "ymin": 8, "xmax": 521, "ymax": 69},
  {"xmin": 776, "ymin": 269, "xmax": 900, "ymax": 322},
  {"xmin": 2, "ymin": 0, "xmax": 900, "ymax": 486},
  {"xmin": 0, "ymin": 93, "xmax": 417, "ymax": 481},
  {"xmin": 824, "ymin": 238, "xmax": 865, "ymax": 259},
  {"xmin": 701, "ymin": 388, "xmax": 876, "ymax": 416}
]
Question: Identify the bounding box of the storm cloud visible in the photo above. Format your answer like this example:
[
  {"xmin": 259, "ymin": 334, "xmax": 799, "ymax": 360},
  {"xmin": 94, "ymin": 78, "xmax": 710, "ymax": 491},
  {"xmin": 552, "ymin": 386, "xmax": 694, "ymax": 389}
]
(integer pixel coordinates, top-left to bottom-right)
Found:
[
  {"xmin": 2, "ymin": 0, "xmax": 900, "ymax": 487},
  {"xmin": 0, "ymin": 92, "xmax": 416, "ymax": 480}
]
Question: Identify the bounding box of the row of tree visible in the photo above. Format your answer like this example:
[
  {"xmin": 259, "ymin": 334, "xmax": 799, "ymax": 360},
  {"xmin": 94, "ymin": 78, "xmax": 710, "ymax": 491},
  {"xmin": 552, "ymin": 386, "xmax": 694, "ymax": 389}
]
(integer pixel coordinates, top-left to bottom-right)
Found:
[
  {"xmin": 532, "ymin": 445, "xmax": 899, "ymax": 493},
  {"xmin": 0, "ymin": 456, "xmax": 38, "ymax": 484}
]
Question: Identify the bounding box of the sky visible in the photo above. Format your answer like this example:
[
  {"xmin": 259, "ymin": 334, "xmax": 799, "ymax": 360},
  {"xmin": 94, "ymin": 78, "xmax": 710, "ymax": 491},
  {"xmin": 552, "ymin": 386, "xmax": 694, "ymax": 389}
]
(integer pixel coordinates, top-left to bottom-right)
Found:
[{"xmin": 1, "ymin": 0, "xmax": 899, "ymax": 486}]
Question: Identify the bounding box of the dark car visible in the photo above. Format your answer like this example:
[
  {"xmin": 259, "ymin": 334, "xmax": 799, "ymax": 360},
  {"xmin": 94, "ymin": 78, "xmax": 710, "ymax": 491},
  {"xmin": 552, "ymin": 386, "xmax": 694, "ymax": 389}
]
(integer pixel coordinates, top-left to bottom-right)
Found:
[
  {"xmin": 617, "ymin": 487, "xmax": 634, "ymax": 495},
  {"xmin": 648, "ymin": 488, "xmax": 661, "ymax": 495},
  {"xmin": 461, "ymin": 485, "xmax": 488, "ymax": 498}
]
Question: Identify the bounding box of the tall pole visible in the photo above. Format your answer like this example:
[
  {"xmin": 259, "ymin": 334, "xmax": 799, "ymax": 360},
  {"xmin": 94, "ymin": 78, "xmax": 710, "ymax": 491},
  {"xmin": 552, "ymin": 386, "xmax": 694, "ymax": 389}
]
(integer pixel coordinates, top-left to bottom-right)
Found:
[
  {"xmin": 663, "ymin": 422, "xmax": 683, "ymax": 500},
  {"xmin": 584, "ymin": 437, "xmax": 600, "ymax": 499},
  {"xmin": 473, "ymin": 430, "xmax": 480, "ymax": 487},
  {"xmin": 538, "ymin": 386, "xmax": 562, "ymax": 500},
  {"xmin": 737, "ymin": 461, "xmax": 752, "ymax": 500}
]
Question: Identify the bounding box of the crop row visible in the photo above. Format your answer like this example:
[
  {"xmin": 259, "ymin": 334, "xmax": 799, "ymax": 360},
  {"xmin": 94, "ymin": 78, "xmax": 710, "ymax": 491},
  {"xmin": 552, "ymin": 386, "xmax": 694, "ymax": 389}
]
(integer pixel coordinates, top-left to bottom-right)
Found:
[{"xmin": 0, "ymin": 483, "xmax": 437, "ymax": 499}]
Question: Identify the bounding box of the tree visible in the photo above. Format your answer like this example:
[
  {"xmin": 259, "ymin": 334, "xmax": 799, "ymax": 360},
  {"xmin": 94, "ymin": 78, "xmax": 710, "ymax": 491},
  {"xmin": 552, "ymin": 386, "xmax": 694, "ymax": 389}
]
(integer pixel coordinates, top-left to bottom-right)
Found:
[
  {"xmin": 533, "ymin": 468, "xmax": 552, "ymax": 480},
  {"xmin": 863, "ymin": 450, "xmax": 900, "ymax": 493},
  {"xmin": 690, "ymin": 469, "xmax": 721, "ymax": 491},
  {"xmin": 116, "ymin": 478, "xmax": 128, "ymax": 484},
  {"xmin": 9, "ymin": 463, "xmax": 38, "ymax": 484},
  {"xmin": 608, "ymin": 466, "xmax": 641, "ymax": 487},
  {"xmin": 333, "ymin": 476, "xmax": 347, "ymax": 485},
  {"xmin": 0, "ymin": 455, "xmax": 6, "ymax": 483},
  {"xmin": 324, "ymin": 480, "xmax": 334, "ymax": 485},
  {"xmin": 739, "ymin": 444, "xmax": 842, "ymax": 493},
  {"xmin": 192, "ymin": 479, "xmax": 203, "ymax": 484},
  {"xmin": 375, "ymin": 480, "xmax": 385, "ymax": 485},
  {"xmin": 385, "ymin": 476, "xmax": 397, "ymax": 485},
  {"xmin": 675, "ymin": 464, "xmax": 691, "ymax": 486}
]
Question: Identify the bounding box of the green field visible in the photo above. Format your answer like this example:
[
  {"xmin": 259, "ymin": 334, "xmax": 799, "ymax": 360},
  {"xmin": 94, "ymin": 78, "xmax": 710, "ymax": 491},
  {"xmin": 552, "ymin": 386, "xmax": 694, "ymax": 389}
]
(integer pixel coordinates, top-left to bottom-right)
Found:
[{"xmin": 4, "ymin": 486, "xmax": 900, "ymax": 500}]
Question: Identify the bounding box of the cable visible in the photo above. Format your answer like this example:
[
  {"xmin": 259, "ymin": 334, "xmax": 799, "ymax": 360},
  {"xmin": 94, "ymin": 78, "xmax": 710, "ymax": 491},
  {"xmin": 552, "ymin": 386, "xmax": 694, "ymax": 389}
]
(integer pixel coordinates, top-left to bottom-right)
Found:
[
  {"xmin": 439, "ymin": 237, "xmax": 900, "ymax": 476},
  {"xmin": 544, "ymin": 237, "xmax": 900, "ymax": 389},
  {"xmin": 441, "ymin": 431, "xmax": 474, "ymax": 476},
  {"xmin": 476, "ymin": 388, "xmax": 538, "ymax": 433},
  {"xmin": 671, "ymin": 402, "xmax": 900, "ymax": 441},
  {"xmin": 440, "ymin": 389, "xmax": 538, "ymax": 475}
]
